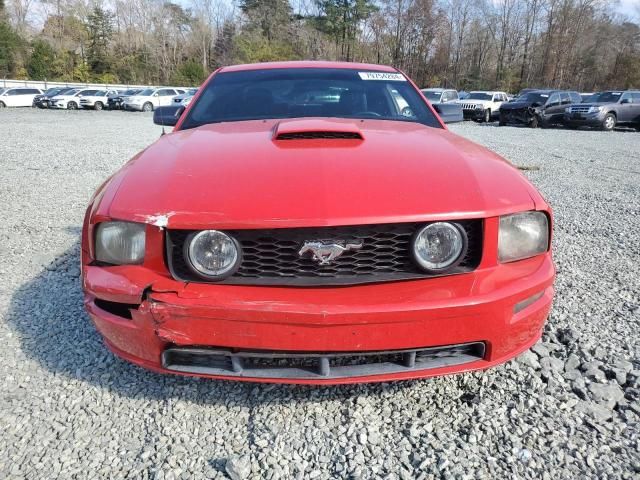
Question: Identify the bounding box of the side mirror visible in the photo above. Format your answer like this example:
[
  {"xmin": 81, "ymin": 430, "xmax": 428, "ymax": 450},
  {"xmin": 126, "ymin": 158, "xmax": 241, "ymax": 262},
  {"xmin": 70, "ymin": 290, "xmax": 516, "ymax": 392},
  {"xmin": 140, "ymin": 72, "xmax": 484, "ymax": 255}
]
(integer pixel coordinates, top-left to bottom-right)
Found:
[
  {"xmin": 153, "ymin": 93, "xmax": 159, "ymax": 97},
  {"xmin": 620, "ymin": 98, "xmax": 631, "ymax": 104},
  {"xmin": 153, "ymin": 105, "xmax": 184, "ymax": 127}
]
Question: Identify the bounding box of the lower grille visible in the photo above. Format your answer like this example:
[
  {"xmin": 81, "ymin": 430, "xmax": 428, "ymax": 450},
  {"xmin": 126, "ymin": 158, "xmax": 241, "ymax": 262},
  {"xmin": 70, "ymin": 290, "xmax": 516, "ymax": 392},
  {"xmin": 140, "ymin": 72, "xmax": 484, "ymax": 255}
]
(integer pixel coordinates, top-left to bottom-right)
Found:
[
  {"xmin": 166, "ymin": 221, "xmax": 483, "ymax": 286},
  {"xmin": 162, "ymin": 342, "xmax": 486, "ymax": 380}
]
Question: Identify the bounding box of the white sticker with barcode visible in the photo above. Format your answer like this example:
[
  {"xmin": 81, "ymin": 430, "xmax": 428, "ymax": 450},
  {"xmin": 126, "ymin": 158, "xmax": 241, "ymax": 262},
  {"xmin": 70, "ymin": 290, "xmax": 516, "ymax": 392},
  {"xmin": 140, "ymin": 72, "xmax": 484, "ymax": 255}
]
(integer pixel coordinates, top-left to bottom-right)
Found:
[{"xmin": 358, "ymin": 72, "xmax": 406, "ymax": 81}]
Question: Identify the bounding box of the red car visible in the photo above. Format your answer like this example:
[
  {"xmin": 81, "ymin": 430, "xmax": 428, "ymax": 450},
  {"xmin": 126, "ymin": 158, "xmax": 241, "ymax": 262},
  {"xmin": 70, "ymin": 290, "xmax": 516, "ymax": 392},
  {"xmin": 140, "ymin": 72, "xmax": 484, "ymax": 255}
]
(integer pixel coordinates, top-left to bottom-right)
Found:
[{"xmin": 82, "ymin": 61, "xmax": 555, "ymax": 384}]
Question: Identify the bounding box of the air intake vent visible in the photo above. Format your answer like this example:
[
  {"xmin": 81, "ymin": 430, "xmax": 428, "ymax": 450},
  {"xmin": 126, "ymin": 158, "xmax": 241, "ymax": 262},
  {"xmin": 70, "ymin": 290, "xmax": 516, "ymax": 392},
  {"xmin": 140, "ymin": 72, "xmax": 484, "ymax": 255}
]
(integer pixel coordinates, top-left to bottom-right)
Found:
[{"xmin": 276, "ymin": 131, "xmax": 363, "ymax": 140}]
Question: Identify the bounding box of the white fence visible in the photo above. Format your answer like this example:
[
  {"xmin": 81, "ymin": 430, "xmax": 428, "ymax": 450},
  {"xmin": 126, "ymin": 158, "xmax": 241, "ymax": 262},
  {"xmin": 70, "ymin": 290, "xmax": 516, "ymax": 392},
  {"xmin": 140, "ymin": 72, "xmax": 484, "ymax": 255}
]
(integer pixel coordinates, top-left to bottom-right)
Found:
[{"xmin": 1, "ymin": 78, "xmax": 187, "ymax": 91}]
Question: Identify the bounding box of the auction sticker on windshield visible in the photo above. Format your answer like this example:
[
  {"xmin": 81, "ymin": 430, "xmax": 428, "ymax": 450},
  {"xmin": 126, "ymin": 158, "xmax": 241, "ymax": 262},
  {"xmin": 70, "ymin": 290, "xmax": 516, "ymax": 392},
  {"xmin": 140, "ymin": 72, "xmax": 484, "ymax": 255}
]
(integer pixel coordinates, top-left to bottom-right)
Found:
[{"xmin": 358, "ymin": 72, "xmax": 406, "ymax": 81}]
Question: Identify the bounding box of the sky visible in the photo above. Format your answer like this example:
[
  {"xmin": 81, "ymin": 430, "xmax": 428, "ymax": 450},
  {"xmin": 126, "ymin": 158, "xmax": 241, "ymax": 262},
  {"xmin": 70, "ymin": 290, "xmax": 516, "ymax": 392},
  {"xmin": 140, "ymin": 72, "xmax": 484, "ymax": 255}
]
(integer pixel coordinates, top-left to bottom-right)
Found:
[{"xmin": 617, "ymin": 0, "xmax": 639, "ymax": 20}]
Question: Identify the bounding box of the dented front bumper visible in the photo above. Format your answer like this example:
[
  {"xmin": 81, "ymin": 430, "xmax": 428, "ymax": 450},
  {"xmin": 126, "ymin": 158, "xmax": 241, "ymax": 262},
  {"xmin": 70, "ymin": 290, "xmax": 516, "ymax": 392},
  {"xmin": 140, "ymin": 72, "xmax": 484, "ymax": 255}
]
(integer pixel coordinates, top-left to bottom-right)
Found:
[{"xmin": 82, "ymin": 252, "xmax": 555, "ymax": 384}]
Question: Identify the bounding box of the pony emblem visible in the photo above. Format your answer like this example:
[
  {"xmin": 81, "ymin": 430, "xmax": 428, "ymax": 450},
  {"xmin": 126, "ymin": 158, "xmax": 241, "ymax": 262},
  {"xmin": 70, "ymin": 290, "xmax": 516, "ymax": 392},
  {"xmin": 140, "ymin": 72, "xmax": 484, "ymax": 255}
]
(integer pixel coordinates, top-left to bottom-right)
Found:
[{"xmin": 298, "ymin": 240, "xmax": 364, "ymax": 265}]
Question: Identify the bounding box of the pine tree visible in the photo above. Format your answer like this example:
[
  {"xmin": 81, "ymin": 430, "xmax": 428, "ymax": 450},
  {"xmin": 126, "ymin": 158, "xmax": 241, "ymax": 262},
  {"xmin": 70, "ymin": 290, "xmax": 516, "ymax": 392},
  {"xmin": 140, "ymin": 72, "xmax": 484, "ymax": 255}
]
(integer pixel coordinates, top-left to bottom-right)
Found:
[{"xmin": 86, "ymin": 6, "xmax": 114, "ymax": 75}]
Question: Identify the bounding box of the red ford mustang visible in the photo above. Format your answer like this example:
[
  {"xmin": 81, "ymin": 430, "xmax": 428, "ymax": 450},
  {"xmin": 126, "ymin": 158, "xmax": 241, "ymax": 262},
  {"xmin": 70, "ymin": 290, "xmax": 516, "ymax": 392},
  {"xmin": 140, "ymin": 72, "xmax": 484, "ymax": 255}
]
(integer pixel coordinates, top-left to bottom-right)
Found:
[{"xmin": 82, "ymin": 61, "xmax": 555, "ymax": 384}]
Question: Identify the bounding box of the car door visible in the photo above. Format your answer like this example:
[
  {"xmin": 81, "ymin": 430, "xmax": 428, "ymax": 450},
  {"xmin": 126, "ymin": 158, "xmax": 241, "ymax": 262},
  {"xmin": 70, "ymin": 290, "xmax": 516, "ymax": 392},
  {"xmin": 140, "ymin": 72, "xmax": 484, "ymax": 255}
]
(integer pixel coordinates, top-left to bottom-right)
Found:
[
  {"xmin": 6, "ymin": 89, "xmax": 30, "ymax": 107},
  {"xmin": 543, "ymin": 93, "xmax": 563, "ymax": 123},
  {"xmin": 434, "ymin": 91, "xmax": 463, "ymax": 123},
  {"xmin": 630, "ymin": 92, "xmax": 640, "ymax": 125},
  {"xmin": 617, "ymin": 92, "xmax": 634, "ymax": 123}
]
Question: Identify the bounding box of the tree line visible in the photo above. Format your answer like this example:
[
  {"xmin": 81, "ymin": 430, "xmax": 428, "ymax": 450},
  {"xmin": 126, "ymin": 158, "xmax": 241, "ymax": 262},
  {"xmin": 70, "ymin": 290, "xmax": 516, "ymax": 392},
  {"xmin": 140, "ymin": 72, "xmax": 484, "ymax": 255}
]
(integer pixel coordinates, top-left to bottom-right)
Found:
[{"xmin": 1, "ymin": 0, "xmax": 638, "ymax": 91}]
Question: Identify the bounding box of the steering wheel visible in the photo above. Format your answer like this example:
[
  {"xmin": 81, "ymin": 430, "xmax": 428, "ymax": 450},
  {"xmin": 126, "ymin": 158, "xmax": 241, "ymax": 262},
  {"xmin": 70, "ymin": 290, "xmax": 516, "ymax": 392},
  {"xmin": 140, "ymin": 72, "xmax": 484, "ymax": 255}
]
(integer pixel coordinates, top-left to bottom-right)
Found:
[{"xmin": 352, "ymin": 111, "xmax": 382, "ymax": 117}]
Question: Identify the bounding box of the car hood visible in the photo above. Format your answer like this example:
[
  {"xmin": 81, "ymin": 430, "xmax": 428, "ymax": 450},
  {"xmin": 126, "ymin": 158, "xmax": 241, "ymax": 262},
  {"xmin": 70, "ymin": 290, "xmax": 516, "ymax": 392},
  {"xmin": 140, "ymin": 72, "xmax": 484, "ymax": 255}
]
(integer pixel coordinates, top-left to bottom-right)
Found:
[{"xmin": 105, "ymin": 118, "xmax": 539, "ymax": 229}]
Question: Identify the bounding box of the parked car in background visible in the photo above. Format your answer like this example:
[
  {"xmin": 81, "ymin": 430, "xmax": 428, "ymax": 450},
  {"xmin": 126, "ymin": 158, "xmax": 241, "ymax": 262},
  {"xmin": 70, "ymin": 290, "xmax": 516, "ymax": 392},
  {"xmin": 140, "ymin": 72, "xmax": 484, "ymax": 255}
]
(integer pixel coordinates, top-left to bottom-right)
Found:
[
  {"xmin": 420, "ymin": 88, "xmax": 463, "ymax": 123},
  {"xmin": 172, "ymin": 88, "xmax": 198, "ymax": 107},
  {"xmin": 563, "ymin": 90, "xmax": 640, "ymax": 131},
  {"xmin": 80, "ymin": 89, "xmax": 120, "ymax": 110},
  {"xmin": 124, "ymin": 87, "xmax": 184, "ymax": 111},
  {"xmin": 457, "ymin": 91, "xmax": 509, "ymax": 122},
  {"xmin": 50, "ymin": 89, "xmax": 101, "ymax": 109},
  {"xmin": 107, "ymin": 89, "xmax": 142, "ymax": 110},
  {"xmin": 34, "ymin": 87, "xmax": 67, "ymax": 108},
  {"xmin": 499, "ymin": 89, "xmax": 582, "ymax": 127},
  {"xmin": 0, "ymin": 87, "xmax": 43, "ymax": 107}
]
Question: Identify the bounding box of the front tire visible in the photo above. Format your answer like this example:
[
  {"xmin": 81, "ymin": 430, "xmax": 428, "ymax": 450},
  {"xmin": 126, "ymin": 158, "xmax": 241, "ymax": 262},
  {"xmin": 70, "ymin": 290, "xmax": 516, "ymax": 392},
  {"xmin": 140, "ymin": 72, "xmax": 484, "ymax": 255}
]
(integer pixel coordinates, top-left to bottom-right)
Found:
[
  {"xmin": 94, "ymin": 102, "xmax": 103, "ymax": 111},
  {"xmin": 602, "ymin": 113, "xmax": 616, "ymax": 131},
  {"xmin": 142, "ymin": 102, "xmax": 153, "ymax": 112},
  {"xmin": 68, "ymin": 101, "xmax": 78, "ymax": 110},
  {"xmin": 483, "ymin": 109, "xmax": 491, "ymax": 123},
  {"xmin": 529, "ymin": 115, "xmax": 539, "ymax": 128},
  {"xmin": 0, "ymin": 101, "xmax": 5, "ymax": 108},
  {"xmin": 499, "ymin": 112, "xmax": 506, "ymax": 126}
]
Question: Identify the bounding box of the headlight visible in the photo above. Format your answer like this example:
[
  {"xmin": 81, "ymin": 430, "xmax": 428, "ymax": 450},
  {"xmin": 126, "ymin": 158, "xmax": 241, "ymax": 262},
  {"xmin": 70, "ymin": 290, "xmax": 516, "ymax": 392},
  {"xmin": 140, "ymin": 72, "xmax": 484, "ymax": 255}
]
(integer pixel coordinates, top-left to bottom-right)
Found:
[
  {"xmin": 588, "ymin": 106, "xmax": 603, "ymax": 113},
  {"xmin": 498, "ymin": 212, "xmax": 549, "ymax": 263},
  {"xmin": 186, "ymin": 230, "xmax": 240, "ymax": 279},
  {"xmin": 413, "ymin": 222, "xmax": 467, "ymax": 272},
  {"xmin": 564, "ymin": 107, "xmax": 571, "ymax": 113},
  {"xmin": 475, "ymin": 104, "xmax": 482, "ymax": 109},
  {"xmin": 95, "ymin": 221, "xmax": 146, "ymax": 264}
]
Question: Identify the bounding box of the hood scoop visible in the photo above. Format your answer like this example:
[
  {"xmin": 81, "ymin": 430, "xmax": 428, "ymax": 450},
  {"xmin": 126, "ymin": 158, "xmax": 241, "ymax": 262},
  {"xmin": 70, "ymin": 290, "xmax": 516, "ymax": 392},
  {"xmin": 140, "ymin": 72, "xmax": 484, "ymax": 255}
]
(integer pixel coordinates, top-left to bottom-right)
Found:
[{"xmin": 273, "ymin": 118, "xmax": 364, "ymax": 141}]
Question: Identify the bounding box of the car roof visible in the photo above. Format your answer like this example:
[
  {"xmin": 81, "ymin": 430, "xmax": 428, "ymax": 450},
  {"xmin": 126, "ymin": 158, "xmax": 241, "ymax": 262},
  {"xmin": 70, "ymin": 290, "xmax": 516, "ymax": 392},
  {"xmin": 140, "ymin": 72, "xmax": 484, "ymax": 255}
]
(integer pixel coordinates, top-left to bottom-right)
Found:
[
  {"xmin": 421, "ymin": 88, "xmax": 452, "ymax": 92},
  {"xmin": 220, "ymin": 60, "xmax": 398, "ymax": 73},
  {"xmin": 469, "ymin": 90, "xmax": 505, "ymax": 94}
]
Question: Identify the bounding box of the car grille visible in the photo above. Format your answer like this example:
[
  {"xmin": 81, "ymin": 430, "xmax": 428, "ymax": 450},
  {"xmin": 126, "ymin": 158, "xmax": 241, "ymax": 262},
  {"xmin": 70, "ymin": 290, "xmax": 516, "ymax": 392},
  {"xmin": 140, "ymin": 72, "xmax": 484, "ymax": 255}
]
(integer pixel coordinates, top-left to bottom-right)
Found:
[
  {"xmin": 460, "ymin": 103, "xmax": 481, "ymax": 110},
  {"xmin": 570, "ymin": 105, "xmax": 590, "ymax": 113},
  {"xmin": 162, "ymin": 342, "xmax": 486, "ymax": 380},
  {"xmin": 166, "ymin": 221, "xmax": 483, "ymax": 286}
]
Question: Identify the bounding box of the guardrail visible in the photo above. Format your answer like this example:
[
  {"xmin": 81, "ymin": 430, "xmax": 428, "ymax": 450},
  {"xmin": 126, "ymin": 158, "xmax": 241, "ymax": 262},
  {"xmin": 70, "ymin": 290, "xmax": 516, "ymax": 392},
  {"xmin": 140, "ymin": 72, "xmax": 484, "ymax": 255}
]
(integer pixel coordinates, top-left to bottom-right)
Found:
[{"xmin": 1, "ymin": 78, "xmax": 189, "ymax": 91}]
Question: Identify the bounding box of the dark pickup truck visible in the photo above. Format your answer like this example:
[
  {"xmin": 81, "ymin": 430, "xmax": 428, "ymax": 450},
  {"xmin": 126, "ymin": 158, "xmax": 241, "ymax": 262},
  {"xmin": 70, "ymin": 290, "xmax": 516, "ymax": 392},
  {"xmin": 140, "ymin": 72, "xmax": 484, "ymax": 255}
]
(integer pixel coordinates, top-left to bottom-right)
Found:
[
  {"xmin": 563, "ymin": 91, "xmax": 640, "ymax": 131},
  {"xmin": 499, "ymin": 90, "xmax": 582, "ymax": 128}
]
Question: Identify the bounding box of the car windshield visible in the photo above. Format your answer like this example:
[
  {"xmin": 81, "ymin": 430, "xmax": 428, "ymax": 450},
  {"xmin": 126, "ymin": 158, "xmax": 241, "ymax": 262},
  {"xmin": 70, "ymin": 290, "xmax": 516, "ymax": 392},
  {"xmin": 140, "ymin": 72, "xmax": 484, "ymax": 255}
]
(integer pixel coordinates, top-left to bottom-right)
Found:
[
  {"xmin": 61, "ymin": 89, "xmax": 79, "ymax": 96},
  {"xmin": 468, "ymin": 92, "xmax": 493, "ymax": 100},
  {"xmin": 421, "ymin": 90, "xmax": 443, "ymax": 102},
  {"xmin": 183, "ymin": 68, "xmax": 441, "ymax": 129},
  {"xmin": 594, "ymin": 91, "xmax": 623, "ymax": 103},
  {"xmin": 515, "ymin": 92, "xmax": 550, "ymax": 104},
  {"xmin": 137, "ymin": 89, "xmax": 154, "ymax": 96},
  {"xmin": 187, "ymin": 88, "xmax": 198, "ymax": 95}
]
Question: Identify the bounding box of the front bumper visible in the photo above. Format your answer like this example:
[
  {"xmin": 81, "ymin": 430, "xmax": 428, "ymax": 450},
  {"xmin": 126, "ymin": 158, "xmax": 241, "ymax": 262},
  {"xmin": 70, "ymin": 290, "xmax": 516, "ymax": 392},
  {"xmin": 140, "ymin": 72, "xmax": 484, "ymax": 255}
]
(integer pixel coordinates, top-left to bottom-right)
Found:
[
  {"xmin": 563, "ymin": 112, "xmax": 604, "ymax": 127},
  {"xmin": 500, "ymin": 108, "xmax": 535, "ymax": 125},
  {"xmin": 463, "ymin": 108, "xmax": 485, "ymax": 120},
  {"xmin": 83, "ymin": 253, "xmax": 555, "ymax": 384}
]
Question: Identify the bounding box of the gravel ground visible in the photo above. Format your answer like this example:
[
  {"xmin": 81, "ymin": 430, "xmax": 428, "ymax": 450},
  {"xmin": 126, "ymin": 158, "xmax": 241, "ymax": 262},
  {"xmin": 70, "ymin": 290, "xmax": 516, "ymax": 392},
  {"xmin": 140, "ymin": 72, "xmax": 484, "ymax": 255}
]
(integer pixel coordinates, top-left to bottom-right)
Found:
[{"xmin": 0, "ymin": 109, "xmax": 638, "ymax": 479}]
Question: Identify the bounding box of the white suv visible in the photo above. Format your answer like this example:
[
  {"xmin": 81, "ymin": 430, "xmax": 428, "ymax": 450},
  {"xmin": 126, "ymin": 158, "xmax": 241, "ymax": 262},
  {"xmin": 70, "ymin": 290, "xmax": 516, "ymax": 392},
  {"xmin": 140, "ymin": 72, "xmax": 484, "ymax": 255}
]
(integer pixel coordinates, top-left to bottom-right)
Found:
[
  {"xmin": 0, "ymin": 87, "xmax": 43, "ymax": 107},
  {"xmin": 79, "ymin": 89, "xmax": 120, "ymax": 110},
  {"xmin": 50, "ymin": 89, "xmax": 101, "ymax": 109},
  {"xmin": 123, "ymin": 88, "xmax": 184, "ymax": 112},
  {"xmin": 458, "ymin": 91, "xmax": 509, "ymax": 122}
]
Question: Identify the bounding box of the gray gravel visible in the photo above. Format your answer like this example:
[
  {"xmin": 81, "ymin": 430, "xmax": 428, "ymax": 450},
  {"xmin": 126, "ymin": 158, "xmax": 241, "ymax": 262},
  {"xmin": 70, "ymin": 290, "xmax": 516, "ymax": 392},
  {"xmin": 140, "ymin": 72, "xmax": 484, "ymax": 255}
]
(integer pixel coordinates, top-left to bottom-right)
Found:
[{"xmin": 0, "ymin": 109, "xmax": 639, "ymax": 479}]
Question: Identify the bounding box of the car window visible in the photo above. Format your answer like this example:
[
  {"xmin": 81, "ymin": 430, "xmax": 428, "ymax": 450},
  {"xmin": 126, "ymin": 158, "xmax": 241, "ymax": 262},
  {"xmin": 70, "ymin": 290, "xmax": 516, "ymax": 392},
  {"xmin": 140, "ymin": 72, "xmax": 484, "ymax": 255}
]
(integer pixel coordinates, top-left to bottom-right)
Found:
[
  {"xmin": 421, "ymin": 90, "xmax": 442, "ymax": 102},
  {"xmin": 546, "ymin": 93, "xmax": 560, "ymax": 106},
  {"xmin": 7, "ymin": 89, "xmax": 24, "ymax": 96},
  {"xmin": 184, "ymin": 68, "xmax": 442, "ymax": 130},
  {"xmin": 560, "ymin": 92, "xmax": 571, "ymax": 104},
  {"xmin": 445, "ymin": 91, "xmax": 458, "ymax": 101},
  {"xmin": 620, "ymin": 92, "xmax": 633, "ymax": 103},
  {"xmin": 631, "ymin": 92, "xmax": 640, "ymax": 102},
  {"xmin": 570, "ymin": 92, "xmax": 582, "ymax": 103},
  {"xmin": 158, "ymin": 89, "xmax": 176, "ymax": 96},
  {"xmin": 468, "ymin": 92, "xmax": 492, "ymax": 101}
]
